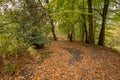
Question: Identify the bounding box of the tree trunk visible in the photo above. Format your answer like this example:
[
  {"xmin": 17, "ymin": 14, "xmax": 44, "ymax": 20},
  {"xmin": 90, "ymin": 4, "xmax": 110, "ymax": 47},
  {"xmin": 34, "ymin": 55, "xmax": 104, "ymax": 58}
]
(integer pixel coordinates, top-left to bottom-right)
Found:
[
  {"xmin": 45, "ymin": 0, "xmax": 49, "ymax": 3},
  {"xmin": 73, "ymin": 29, "xmax": 75, "ymax": 40},
  {"xmin": 69, "ymin": 32, "xmax": 73, "ymax": 42},
  {"xmin": 81, "ymin": 0, "xmax": 89, "ymax": 43},
  {"xmin": 70, "ymin": 33, "xmax": 73, "ymax": 42},
  {"xmin": 84, "ymin": 21, "xmax": 89, "ymax": 43},
  {"xmin": 69, "ymin": 25, "xmax": 74, "ymax": 42},
  {"xmin": 25, "ymin": 0, "xmax": 38, "ymax": 18},
  {"xmin": 45, "ymin": 0, "xmax": 57, "ymax": 41},
  {"xmin": 68, "ymin": 33, "xmax": 70, "ymax": 40},
  {"xmin": 98, "ymin": 0, "xmax": 110, "ymax": 46},
  {"xmin": 81, "ymin": 24, "xmax": 85, "ymax": 42},
  {"xmin": 50, "ymin": 20, "xmax": 57, "ymax": 40},
  {"xmin": 87, "ymin": 0, "xmax": 95, "ymax": 44},
  {"xmin": 26, "ymin": 0, "xmax": 45, "ymax": 26}
]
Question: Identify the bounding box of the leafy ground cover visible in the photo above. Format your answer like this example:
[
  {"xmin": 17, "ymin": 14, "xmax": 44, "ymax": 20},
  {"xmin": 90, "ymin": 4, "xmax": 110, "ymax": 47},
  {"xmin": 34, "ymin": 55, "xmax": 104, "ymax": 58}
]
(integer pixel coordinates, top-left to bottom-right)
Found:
[{"xmin": 0, "ymin": 41, "xmax": 120, "ymax": 80}]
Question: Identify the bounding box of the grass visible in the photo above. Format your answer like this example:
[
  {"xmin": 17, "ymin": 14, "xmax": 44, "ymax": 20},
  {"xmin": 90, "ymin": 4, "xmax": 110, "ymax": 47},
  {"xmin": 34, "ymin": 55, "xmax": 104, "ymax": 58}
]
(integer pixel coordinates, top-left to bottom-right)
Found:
[
  {"xmin": 41, "ymin": 52, "xmax": 53, "ymax": 62},
  {"xmin": 1, "ymin": 63, "xmax": 18, "ymax": 75}
]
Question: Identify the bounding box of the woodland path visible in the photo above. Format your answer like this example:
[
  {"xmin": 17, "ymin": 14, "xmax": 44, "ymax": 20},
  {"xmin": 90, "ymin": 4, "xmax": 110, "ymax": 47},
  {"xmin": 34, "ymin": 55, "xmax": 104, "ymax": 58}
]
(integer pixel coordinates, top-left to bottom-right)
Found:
[{"xmin": 0, "ymin": 41, "xmax": 120, "ymax": 80}]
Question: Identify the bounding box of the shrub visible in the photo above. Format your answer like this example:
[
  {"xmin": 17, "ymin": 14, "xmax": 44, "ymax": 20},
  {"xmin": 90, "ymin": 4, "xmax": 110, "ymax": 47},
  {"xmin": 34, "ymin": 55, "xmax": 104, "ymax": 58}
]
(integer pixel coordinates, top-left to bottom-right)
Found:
[
  {"xmin": 0, "ymin": 25, "xmax": 50, "ymax": 58},
  {"xmin": 18, "ymin": 26, "xmax": 50, "ymax": 49},
  {"xmin": 0, "ymin": 25, "xmax": 26, "ymax": 58},
  {"xmin": 0, "ymin": 34, "xmax": 11, "ymax": 57},
  {"xmin": 0, "ymin": 33, "xmax": 26, "ymax": 58}
]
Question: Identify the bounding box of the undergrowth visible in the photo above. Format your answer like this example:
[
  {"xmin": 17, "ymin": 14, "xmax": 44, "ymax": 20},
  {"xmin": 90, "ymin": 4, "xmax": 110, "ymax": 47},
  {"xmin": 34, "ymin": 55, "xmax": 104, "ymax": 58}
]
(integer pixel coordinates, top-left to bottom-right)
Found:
[{"xmin": 41, "ymin": 52, "xmax": 53, "ymax": 62}]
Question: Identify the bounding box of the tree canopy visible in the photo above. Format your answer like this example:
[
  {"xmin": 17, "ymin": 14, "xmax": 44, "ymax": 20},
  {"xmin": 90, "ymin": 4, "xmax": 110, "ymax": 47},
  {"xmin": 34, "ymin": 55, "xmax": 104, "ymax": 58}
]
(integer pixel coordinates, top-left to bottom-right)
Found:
[{"xmin": 0, "ymin": 0, "xmax": 120, "ymax": 57}]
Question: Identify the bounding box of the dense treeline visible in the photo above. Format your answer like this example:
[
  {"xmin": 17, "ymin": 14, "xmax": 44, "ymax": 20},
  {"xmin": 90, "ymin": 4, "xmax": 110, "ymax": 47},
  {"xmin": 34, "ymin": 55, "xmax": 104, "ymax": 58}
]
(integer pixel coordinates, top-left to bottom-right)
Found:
[{"xmin": 0, "ymin": 0, "xmax": 120, "ymax": 57}]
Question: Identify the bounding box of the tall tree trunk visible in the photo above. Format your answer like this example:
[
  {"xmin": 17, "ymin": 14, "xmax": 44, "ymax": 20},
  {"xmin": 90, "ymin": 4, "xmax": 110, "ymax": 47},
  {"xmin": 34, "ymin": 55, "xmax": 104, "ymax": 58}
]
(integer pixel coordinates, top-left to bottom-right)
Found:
[
  {"xmin": 98, "ymin": 0, "xmax": 110, "ymax": 46},
  {"xmin": 26, "ymin": 0, "xmax": 45, "ymax": 26},
  {"xmin": 70, "ymin": 33, "xmax": 73, "ymax": 42},
  {"xmin": 84, "ymin": 21, "xmax": 89, "ymax": 43},
  {"xmin": 81, "ymin": 24, "xmax": 85, "ymax": 42},
  {"xmin": 69, "ymin": 25, "xmax": 74, "ymax": 42},
  {"xmin": 81, "ymin": 14, "xmax": 89, "ymax": 43},
  {"xmin": 81, "ymin": 0, "xmax": 89, "ymax": 43},
  {"xmin": 45, "ymin": 0, "xmax": 49, "ymax": 3},
  {"xmin": 73, "ymin": 30, "xmax": 75, "ymax": 40},
  {"xmin": 68, "ymin": 0, "xmax": 75, "ymax": 42},
  {"xmin": 87, "ymin": 0, "xmax": 95, "ymax": 44},
  {"xmin": 68, "ymin": 33, "xmax": 70, "ymax": 40},
  {"xmin": 50, "ymin": 19, "xmax": 57, "ymax": 40},
  {"xmin": 45, "ymin": 0, "xmax": 57, "ymax": 40},
  {"xmin": 25, "ymin": 0, "xmax": 38, "ymax": 18}
]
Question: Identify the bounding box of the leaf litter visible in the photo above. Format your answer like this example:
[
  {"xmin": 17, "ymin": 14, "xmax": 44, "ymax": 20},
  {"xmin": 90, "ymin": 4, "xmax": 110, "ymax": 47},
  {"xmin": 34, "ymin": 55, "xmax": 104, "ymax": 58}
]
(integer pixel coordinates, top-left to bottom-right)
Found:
[{"xmin": 0, "ymin": 41, "xmax": 120, "ymax": 80}]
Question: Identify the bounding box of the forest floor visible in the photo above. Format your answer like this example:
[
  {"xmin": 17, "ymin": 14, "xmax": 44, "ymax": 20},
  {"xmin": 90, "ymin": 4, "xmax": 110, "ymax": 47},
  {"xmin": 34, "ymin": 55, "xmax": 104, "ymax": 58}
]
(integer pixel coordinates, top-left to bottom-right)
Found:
[{"xmin": 0, "ymin": 41, "xmax": 120, "ymax": 80}]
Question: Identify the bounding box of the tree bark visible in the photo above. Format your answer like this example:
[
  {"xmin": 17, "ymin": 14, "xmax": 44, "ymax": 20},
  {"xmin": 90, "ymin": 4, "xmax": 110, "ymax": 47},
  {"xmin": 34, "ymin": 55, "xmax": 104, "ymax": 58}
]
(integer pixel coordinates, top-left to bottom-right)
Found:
[
  {"xmin": 69, "ymin": 26, "xmax": 74, "ymax": 42},
  {"xmin": 45, "ymin": 0, "xmax": 49, "ymax": 3},
  {"xmin": 45, "ymin": 0, "xmax": 57, "ymax": 40},
  {"xmin": 25, "ymin": 0, "xmax": 38, "ymax": 18},
  {"xmin": 98, "ymin": 0, "xmax": 110, "ymax": 46},
  {"xmin": 84, "ymin": 21, "xmax": 89, "ymax": 43},
  {"xmin": 87, "ymin": 0, "xmax": 95, "ymax": 44},
  {"xmin": 81, "ymin": 23, "xmax": 85, "ymax": 42},
  {"xmin": 26, "ymin": 0, "xmax": 45, "ymax": 26},
  {"xmin": 50, "ymin": 19, "xmax": 57, "ymax": 40},
  {"xmin": 69, "ymin": 1, "xmax": 75, "ymax": 42},
  {"xmin": 82, "ymin": 0, "xmax": 89, "ymax": 43}
]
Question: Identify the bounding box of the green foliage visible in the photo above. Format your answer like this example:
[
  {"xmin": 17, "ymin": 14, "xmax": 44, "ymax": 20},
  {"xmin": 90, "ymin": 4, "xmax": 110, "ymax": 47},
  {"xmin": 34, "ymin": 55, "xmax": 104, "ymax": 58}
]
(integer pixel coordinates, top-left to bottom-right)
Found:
[
  {"xmin": 0, "ymin": 34, "xmax": 11, "ymax": 57},
  {"xmin": 17, "ymin": 26, "xmax": 51, "ymax": 48},
  {"xmin": 27, "ymin": 46, "xmax": 37, "ymax": 55},
  {"xmin": 29, "ymin": 32, "xmax": 50, "ymax": 48},
  {"xmin": 0, "ymin": 0, "xmax": 51, "ymax": 58},
  {"xmin": 4, "ymin": 63, "xmax": 18, "ymax": 75},
  {"xmin": 0, "ymin": 33, "xmax": 25, "ymax": 57},
  {"xmin": 0, "ymin": 21, "xmax": 27, "ymax": 57},
  {"xmin": 107, "ymin": 27, "xmax": 120, "ymax": 52},
  {"xmin": 42, "ymin": 24, "xmax": 52, "ymax": 36},
  {"xmin": 0, "ymin": 0, "xmax": 120, "ymax": 57}
]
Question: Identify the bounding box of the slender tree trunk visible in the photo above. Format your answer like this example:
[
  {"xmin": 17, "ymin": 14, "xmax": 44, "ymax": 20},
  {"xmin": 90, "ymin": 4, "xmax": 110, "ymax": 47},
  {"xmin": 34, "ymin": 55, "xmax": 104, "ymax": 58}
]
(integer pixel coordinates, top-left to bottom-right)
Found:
[
  {"xmin": 81, "ymin": 0, "xmax": 89, "ymax": 43},
  {"xmin": 98, "ymin": 0, "xmax": 110, "ymax": 46},
  {"xmin": 70, "ymin": 33, "xmax": 73, "ymax": 42},
  {"xmin": 73, "ymin": 30, "xmax": 75, "ymax": 40},
  {"xmin": 87, "ymin": 0, "xmax": 95, "ymax": 44},
  {"xmin": 81, "ymin": 0, "xmax": 85, "ymax": 42},
  {"xmin": 81, "ymin": 14, "xmax": 89, "ymax": 43},
  {"xmin": 84, "ymin": 21, "xmax": 89, "ymax": 43},
  {"xmin": 69, "ymin": 25, "xmax": 74, "ymax": 42},
  {"xmin": 45, "ymin": 0, "xmax": 57, "ymax": 40},
  {"xmin": 50, "ymin": 20, "xmax": 57, "ymax": 40},
  {"xmin": 81, "ymin": 24, "xmax": 85, "ymax": 42},
  {"xmin": 68, "ymin": 0, "xmax": 75, "ymax": 42},
  {"xmin": 68, "ymin": 33, "xmax": 70, "ymax": 40}
]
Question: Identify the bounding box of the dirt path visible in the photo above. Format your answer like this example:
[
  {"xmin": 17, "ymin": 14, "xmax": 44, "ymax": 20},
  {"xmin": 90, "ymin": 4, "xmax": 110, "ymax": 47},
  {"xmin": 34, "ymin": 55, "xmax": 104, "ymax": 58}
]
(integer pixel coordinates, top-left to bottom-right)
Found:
[{"xmin": 0, "ymin": 41, "xmax": 120, "ymax": 80}]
